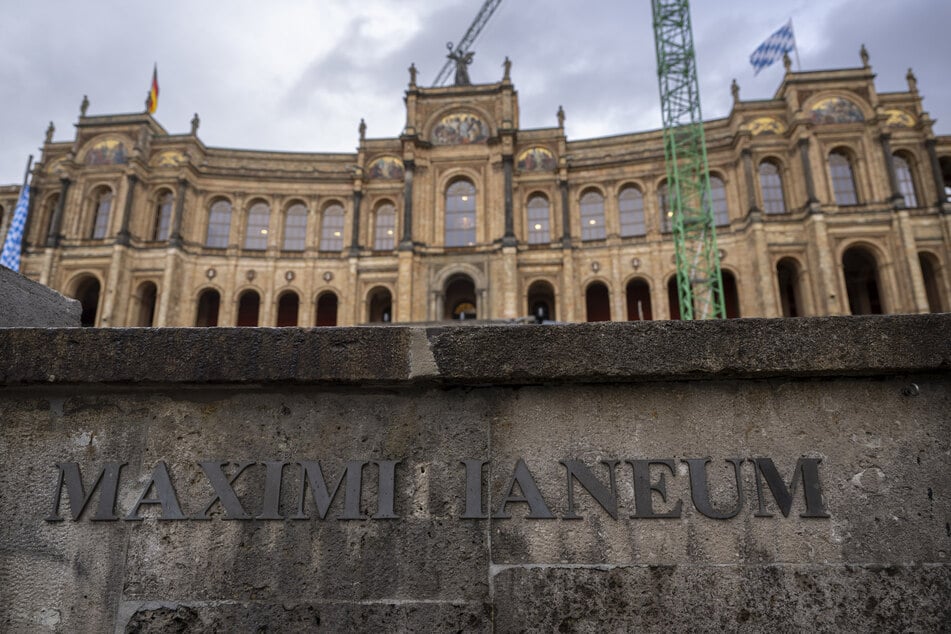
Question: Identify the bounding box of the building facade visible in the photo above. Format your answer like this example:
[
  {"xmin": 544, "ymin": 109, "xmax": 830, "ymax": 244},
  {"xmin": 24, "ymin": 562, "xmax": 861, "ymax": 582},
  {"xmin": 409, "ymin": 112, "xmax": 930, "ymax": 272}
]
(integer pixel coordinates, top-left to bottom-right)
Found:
[{"xmin": 4, "ymin": 55, "xmax": 950, "ymax": 327}]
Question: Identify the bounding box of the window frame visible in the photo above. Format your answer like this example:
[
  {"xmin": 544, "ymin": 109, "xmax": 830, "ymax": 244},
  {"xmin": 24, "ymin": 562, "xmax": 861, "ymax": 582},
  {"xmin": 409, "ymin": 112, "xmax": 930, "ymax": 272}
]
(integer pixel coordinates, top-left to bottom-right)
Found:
[
  {"xmin": 579, "ymin": 190, "xmax": 606, "ymax": 241},
  {"xmin": 618, "ymin": 186, "xmax": 646, "ymax": 237},
  {"xmin": 319, "ymin": 203, "xmax": 346, "ymax": 252},
  {"xmin": 526, "ymin": 194, "xmax": 551, "ymax": 245},
  {"xmin": 445, "ymin": 180, "xmax": 477, "ymax": 247}
]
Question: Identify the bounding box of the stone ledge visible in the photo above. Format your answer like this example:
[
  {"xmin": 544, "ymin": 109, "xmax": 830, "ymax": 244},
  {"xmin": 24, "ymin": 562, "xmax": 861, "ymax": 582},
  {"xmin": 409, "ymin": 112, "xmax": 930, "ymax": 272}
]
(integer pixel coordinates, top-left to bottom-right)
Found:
[
  {"xmin": 0, "ymin": 266, "xmax": 80, "ymax": 327},
  {"xmin": 0, "ymin": 314, "xmax": 948, "ymax": 386}
]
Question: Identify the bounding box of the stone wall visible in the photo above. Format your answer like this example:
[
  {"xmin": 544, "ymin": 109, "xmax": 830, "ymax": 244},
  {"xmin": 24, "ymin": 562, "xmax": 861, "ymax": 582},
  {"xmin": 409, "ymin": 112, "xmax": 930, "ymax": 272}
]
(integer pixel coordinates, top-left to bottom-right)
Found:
[{"xmin": 1, "ymin": 316, "xmax": 949, "ymax": 632}]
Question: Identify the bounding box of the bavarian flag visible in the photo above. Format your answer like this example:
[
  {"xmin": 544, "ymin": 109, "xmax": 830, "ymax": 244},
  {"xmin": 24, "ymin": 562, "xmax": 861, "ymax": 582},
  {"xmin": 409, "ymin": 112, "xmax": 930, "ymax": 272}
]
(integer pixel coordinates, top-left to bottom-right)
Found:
[{"xmin": 146, "ymin": 64, "xmax": 159, "ymax": 114}]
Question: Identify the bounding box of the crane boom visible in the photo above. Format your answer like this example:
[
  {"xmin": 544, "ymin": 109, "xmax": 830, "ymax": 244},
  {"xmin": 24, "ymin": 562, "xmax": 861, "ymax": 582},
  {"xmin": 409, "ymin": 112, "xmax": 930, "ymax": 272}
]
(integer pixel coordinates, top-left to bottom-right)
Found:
[
  {"xmin": 432, "ymin": 0, "xmax": 503, "ymax": 86},
  {"xmin": 651, "ymin": 0, "xmax": 725, "ymax": 319}
]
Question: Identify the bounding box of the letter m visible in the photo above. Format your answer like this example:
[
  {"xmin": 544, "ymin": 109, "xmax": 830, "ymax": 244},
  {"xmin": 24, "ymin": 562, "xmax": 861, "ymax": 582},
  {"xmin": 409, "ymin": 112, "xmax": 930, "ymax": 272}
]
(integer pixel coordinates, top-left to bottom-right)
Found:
[
  {"xmin": 753, "ymin": 458, "xmax": 830, "ymax": 518},
  {"xmin": 45, "ymin": 462, "xmax": 125, "ymax": 521}
]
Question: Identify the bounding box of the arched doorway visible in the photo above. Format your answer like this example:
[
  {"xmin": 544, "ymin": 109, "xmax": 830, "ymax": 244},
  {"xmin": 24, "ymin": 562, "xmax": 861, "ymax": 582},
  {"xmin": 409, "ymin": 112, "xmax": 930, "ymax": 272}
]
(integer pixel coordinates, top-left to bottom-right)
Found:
[
  {"xmin": 72, "ymin": 276, "xmax": 101, "ymax": 327},
  {"xmin": 134, "ymin": 281, "xmax": 158, "ymax": 327},
  {"xmin": 276, "ymin": 291, "xmax": 299, "ymax": 327},
  {"xmin": 195, "ymin": 289, "xmax": 220, "ymax": 327},
  {"xmin": 842, "ymin": 247, "xmax": 883, "ymax": 315},
  {"xmin": 526, "ymin": 280, "xmax": 556, "ymax": 322},
  {"xmin": 237, "ymin": 290, "xmax": 260, "ymax": 326},
  {"xmin": 316, "ymin": 292, "xmax": 338, "ymax": 326},
  {"xmin": 919, "ymin": 252, "xmax": 945, "ymax": 313},
  {"xmin": 776, "ymin": 258, "xmax": 803, "ymax": 317},
  {"xmin": 585, "ymin": 282, "xmax": 611, "ymax": 322},
  {"xmin": 625, "ymin": 278, "xmax": 652, "ymax": 320},
  {"xmin": 444, "ymin": 275, "xmax": 477, "ymax": 320},
  {"xmin": 667, "ymin": 277, "xmax": 682, "ymax": 320},
  {"xmin": 368, "ymin": 287, "xmax": 393, "ymax": 323},
  {"xmin": 722, "ymin": 271, "xmax": 741, "ymax": 318}
]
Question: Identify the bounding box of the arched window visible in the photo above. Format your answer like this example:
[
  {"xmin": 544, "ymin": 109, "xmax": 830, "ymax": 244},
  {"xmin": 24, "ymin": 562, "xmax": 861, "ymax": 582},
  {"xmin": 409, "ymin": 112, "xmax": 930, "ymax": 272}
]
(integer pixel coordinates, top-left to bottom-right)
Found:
[
  {"xmin": 276, "ymin": 291, "xmax": 300, "ymax": 327},
  {"xmin": 72, "ymin": 276, "xmax": 101, "ymax": 327},
  {"xmin": 527, "ymin": 280, "xmax": 556, "ymax": 322},
  {"xmin": 626, "ymin": 278, "xmax": 652, "ymax": 320},
  {"xmin": 373, "ymin": 203, "xmax": 397, "ymax": 251},
  {"xmin": 585, "ymin": 282, "xmax": 611, "ymax": 321},
  {"xmin": 580, "ymin": 190, "xmax": 606, "ymax": 241},
  {"xmin": 244, "ymin": 201, "xmax": 270, "ymax": 250},
  {"xmin": 195, "ymin": 289, "xmax": 220, "ymax": 327},
  {"xmin": 709, "ymin": 176, "xmax": 729, "ymax": 226},
  {"xmin": 153, "ymin": 191, "xmax": 174, "ymax": 241},
  {"xmin": 282, "ymin": 203, "xmax": 307, "ymax": 251},
  {"xmin": 134, "ymin": 281, "xmax": 158, "ymax": 326},
  {"xmin": 619, "ymin": 187, "xmax": 645, "ymax": 237},
  {"xmin": 776, "ymin": 258, "xmax": 804, "ymax": 317},
  {"xmin": 759, "ymin": 161, "xmax": 786, "ymax": 214},
  {"xmin": 205, "ymin": 199, "xmax": 232, "ymax": 248},
  {"xmin": 445, "ymin": 275, "xmax": 477, "ymax": 320},
  {"xmin": 658, "ymin": 183, "xmax": 672, "ymax": 233},
  {"xmin": 445, "ymin": 180, "xmax": 476, "ymax": 247},
  {"xmin": 316, "ymin": 292, "xmax": 338, "ymax": 326},
  {"xmin": 367, "ymin": 287, "xmax": 393, "ymax": 322},
  {"xmin": 91, "ymin": 188, "xmax": 113, "ymax": 239},
  {"xmin": 38, "ymin": 195, "xmax": 58, "ymax": 244},
  {"xmin": 237, "ymin": 290, "xmax": 260, "ymax": 326},
  {"xmin": 526, "ymin": 195, "xmax": 550, "ymax": 244},
  {"xmin": 320, "ymin": 204, "xmax": 345, "ymax": 252},
  {"xmin": 893, "ymin": 154, "xmax": 918, "ymax": 208},
  {"xmin": 829, "ymin": 151, "xmax": 858, "ymax": 205},
  {"xmin": 843, "ymin": 247, "xmax": 883, "ymax": 314},
  {"xmin": 919, "ymin": 252, "xmax": 945, "ymax": 313}
]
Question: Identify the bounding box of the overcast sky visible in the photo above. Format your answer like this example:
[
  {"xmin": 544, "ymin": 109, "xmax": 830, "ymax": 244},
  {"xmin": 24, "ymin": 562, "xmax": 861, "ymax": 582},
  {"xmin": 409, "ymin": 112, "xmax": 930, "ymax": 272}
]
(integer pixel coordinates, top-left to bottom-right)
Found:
[{"xmin": 1, "ymin": 0, "xmax": 949, "ymax": 186}]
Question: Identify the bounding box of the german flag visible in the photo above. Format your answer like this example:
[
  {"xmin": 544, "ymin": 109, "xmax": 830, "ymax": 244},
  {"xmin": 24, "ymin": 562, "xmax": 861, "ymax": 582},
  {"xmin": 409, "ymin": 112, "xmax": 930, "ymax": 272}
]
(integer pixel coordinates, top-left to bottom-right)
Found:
[{"xmin": 146, "ymin": 64, "xmax": 159, "ymax": 114}]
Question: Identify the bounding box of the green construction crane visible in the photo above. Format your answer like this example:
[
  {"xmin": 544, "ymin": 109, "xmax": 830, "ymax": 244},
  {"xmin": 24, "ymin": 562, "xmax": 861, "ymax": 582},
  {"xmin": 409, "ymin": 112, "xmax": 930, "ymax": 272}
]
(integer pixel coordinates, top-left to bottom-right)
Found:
[{"xmin": 651, "ymin": 0, "xmax": 726, "ymax": 319}]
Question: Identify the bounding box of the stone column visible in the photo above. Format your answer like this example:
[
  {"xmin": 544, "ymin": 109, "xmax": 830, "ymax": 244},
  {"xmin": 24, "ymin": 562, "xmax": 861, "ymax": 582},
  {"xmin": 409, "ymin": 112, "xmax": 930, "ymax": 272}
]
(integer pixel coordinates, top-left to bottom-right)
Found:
[
  {"xmin": 742, "ymin": 149, "xmax": 760, "ymax": 214},
  {"xmin": 502, "ymin": 155, "xmax": 516, "ymax": 246},
  {"xmin": 924, "ymin": 139, "xmax": 948, "ymax": 207},
  {"xmin": 798, "ymin": 138, "xmax": 819, "ymax": 208},
  {"xmin": 805, "ymin": 213, "xmax": 842, "ymax": 315},
  {"xmin": 349, "ymin": 189, "xmax": 363, "ymax": 255},
  {"xmin": 879, "ymin": 134, "xmax": 904, "ymax": 207},
  {"xmin": 116, "ymin": 173, "xmax": 138, "ymax": 246},
  {"xmin": 894, "ymin": 209, "xmax": 930, "ymax": 312},
  {"xmin": 399, "ymin": 160, "xmax": 415, "ymax": 250},
  {"xmin": 46, "ymin": 178, "xmax": 71, "ymax": 247},
  {"xmin": 560, "ymin": 179, "xmax": 571, "ymax": 247}
]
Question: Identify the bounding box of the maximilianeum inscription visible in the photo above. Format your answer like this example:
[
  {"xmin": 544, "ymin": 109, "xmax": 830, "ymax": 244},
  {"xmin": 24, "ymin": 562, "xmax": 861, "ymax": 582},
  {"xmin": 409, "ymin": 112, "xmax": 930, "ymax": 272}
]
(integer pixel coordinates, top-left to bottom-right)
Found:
[{"xmin": 45, "ymin": 457, "xmax": 830, "ymax": 523}]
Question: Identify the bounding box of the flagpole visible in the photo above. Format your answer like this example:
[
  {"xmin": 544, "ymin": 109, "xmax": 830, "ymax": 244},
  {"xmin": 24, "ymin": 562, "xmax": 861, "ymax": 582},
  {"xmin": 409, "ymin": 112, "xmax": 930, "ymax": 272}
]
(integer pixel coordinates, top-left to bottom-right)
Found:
[
  {"xmin": 790, "ymin": 18, "xmax": 801, "ymax": 71},
  {"xmin": 22, "ymin": 155, "xmax": 33, "ymax": 189}
]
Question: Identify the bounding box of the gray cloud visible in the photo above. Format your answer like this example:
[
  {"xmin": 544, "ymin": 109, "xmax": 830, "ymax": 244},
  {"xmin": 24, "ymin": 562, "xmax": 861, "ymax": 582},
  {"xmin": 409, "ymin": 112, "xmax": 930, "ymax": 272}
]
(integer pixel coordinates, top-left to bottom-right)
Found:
[{"xmin": 1, "ymin": 0, "xmax": 949, "ymax": 185}]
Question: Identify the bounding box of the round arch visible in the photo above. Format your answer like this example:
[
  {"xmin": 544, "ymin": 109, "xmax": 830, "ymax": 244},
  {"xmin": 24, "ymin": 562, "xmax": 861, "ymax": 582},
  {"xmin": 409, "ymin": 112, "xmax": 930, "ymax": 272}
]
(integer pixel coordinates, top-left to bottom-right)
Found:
[
  {"xmin": 526, "ymin": 279, "xmax": 557, "ymax": 322},
  {"xmin": 66, "ymin": 273, "xmax": 103, "ymax": 327},
  {"xmin": 841, "ymin": 243, "xmax": 886, "ymax": 315},
  {"xmin": 366, "ymin": 285, "xmax": 394, "ymax": 323},
  {"xmin": 584, "ymin": 279, "xmax": 611, "ymax": 322},
  {"xmin": 195, "ymin": 287, "xmax": 221, "ymax": 327},
  {"xmin": 315, "ymin": 290, "xmax": 339, "ymax": 327},
  {"xmin": 276, "ymin": 289, "xmax": 300, "ymax": 327}
]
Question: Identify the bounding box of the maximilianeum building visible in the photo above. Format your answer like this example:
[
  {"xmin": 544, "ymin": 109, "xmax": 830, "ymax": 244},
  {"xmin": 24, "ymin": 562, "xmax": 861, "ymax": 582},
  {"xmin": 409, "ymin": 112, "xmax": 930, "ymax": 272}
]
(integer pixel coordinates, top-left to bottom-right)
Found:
[{"xmin": 2, "ymin": 53, "xmax": 950, "ymax": 327}]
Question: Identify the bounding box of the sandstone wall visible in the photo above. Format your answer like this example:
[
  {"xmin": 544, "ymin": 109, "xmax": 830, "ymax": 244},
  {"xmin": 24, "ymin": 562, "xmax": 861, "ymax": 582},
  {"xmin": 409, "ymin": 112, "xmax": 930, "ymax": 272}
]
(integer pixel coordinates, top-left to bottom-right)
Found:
[{"xmin": 1, "ymin": 316, "xmax": 949, "ymax": 632}]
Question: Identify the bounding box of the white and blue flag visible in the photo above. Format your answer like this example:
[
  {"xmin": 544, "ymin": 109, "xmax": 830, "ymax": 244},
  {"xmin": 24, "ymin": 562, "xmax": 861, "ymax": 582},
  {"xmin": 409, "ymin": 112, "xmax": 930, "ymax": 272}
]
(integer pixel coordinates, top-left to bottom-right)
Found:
[
  {"xmin": 750, "ymin": 20, "xmax": 796, "ymax": 76},
  {"xmin": 0, "ymin": 183, "xmax": 32, "ymax": 272}
]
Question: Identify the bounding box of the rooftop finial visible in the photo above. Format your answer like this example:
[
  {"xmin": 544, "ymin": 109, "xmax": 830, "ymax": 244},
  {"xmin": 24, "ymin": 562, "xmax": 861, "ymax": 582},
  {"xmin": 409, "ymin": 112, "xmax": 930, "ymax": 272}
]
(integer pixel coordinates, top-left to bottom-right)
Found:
[
  {"xmin": 502, "ymin": 56, "xmax": 511, "ymax": 82},
  {"xmin": 557, "ymin": 105, "xmax": 565, "ymax": 129},
  {"xmin": 359, "ymin": 118, "xmax": 367, "ymax": 142},
  {"xmin": 731, "ymin": 79, "xmax": 740, "ymax": 104},
  {"xmin": 408, "ymin": 63, "xmax": 417, "ymax": 88},
  {"xmin": 860, "ymin": 44, "xmax": 869, "ymax": 68},
  {"xmin": 45, "ymin": 121, "xmax": 55, "ymax": 144},
  {"xmin": 80, "ymin": 95, "xmax": 89, "ymax": 117},
  {"xmin": 906, "ymin": 68, "xmax": 918, "ymax": 93}
]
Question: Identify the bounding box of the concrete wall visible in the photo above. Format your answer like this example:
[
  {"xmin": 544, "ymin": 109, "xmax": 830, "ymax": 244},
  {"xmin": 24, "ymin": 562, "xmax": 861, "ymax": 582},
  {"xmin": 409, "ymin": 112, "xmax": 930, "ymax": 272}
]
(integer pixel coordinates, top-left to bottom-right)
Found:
[
  {"xmin": 0, "ymin": 265, "xmax": 79, "ymax": 327},
  {"xmin": 1, "ymin": 316, "xmax": 949, "ymax": 632}
]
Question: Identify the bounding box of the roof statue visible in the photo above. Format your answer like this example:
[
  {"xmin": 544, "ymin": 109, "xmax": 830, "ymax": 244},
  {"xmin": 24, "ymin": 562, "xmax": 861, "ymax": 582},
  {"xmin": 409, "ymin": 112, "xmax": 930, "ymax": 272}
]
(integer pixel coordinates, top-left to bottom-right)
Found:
[
  {"xmin": 783, "ymin": 52, "xmax": 792, "ymax": 73},
  {"xmin": 359, "ymin": 118, "xmax": 367, "ymax": 142},
  {"xmin": 731, "ymin": 79, "xmax": 740, "ymax": 104},
  {"xmin": 80, "ymin": 95, "xmax": 89, "ymax": 117},
  {"xmin": 190, "ymin": 113, "xmax": 200, "ymax": 135},
  {"xmin": 503, "ymin": 56, "xmax": 511, "ymax": 81},
  {"xmin": 907, "ymin": 68, "xmax": 918, "ymax": 93},
  {"xmin": 45, "ymin": 122, "xmax": 55, "ymax": 144},
  {"xmin": 860, "ymin": 44, "xmax": 870, "ymax": 68},
  {"xmin": 447, "ymin": 43, "xmax": 474, "ymax": 86},
  {"xmin": 557, "ymin": 105, "xmax": 565, "ymax": 128}
]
